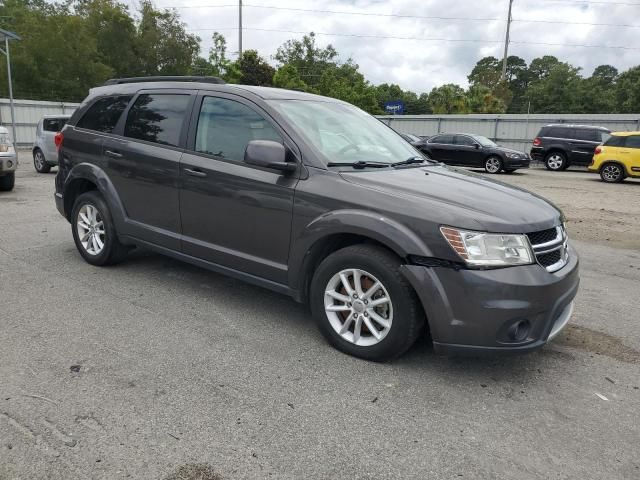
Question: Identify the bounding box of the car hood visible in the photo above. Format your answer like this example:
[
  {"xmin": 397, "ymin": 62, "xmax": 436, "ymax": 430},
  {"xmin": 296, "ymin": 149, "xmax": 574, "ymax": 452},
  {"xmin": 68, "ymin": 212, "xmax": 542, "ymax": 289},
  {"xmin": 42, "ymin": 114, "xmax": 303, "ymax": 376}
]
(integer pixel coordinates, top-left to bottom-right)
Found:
[
  {"xmin": 339, "ymin": 165, "xmax": 562, "ymax": 233},
  {"xmin": 491, "ymin": 145, "xmax": 527, "ymax": 156}
]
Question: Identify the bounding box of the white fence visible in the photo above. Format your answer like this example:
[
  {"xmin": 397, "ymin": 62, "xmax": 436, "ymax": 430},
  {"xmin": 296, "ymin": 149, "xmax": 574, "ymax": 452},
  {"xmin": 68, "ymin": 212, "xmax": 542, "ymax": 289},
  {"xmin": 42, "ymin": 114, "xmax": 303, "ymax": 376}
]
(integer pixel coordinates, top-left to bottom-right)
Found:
[
  {"xmin": 0, "ymin": 98, "xmax": 80, "ymax": 147},
  {"xmin": 2, "ymin": 97, "xmax": 639, "ymax": 152},
  {"xmin": 377, "ymin": 113, "xmax": 640, "ymax": 152}
]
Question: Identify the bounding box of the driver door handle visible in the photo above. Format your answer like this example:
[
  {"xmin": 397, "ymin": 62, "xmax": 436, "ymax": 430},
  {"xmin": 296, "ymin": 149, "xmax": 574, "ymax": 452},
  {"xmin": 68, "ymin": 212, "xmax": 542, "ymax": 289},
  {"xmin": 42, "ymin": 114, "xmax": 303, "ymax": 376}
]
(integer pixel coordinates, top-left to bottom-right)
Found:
[
  {"xmin": 105, "ymin": 149, "xmax": 123, "ymax": 158},
  {"xmin": 184, "ymin": 168, "xmax": 208, "ymax": 178}
]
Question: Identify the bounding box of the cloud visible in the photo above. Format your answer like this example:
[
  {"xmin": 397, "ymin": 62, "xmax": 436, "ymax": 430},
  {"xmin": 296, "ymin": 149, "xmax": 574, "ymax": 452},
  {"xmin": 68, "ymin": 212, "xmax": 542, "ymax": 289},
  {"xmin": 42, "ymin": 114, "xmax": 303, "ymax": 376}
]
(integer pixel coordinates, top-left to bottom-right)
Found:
[{"xmin": 159, "ymin": 0, "xmax": 640, "ymax": 93}]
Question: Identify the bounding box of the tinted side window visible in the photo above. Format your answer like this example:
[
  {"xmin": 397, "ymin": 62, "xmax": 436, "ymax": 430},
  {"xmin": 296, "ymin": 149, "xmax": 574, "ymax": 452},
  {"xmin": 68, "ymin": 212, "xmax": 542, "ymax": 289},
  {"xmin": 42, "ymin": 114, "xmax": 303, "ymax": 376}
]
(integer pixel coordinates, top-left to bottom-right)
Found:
[
  {"xmin": 604, "ymin": 135, "xmax": 625, "ymax": 147},
  {"xmin": 454, "ymin": 135, "xmax": 476, "ymax": 146},
  {"xmin": 195, "ymin": 97, "xmax": 282, "ymax": 162},
  {"xmin": 626, "ymin": 136, "xmax": 640, "ymax": 148},
  {"xmin": 573, "ymin": 129, "xmax": 599, "ymax": 142},
  {"xmin": 77, "ymin": 96, "xmax": 132, "ymax": 133},
  {"xmin": 124, "ymin": 94, "xmax": 190, "ymax": 147},
  {"xmin": 547, "ymin": 127, "xmax": 569, "ymax": 138},
  {"xmin": 43, "ymin": 118, "xmax": 67, "ymax": 132},
  {"xmin": 430, "ymin": 134, "xmax": 454, "ymax": 144}
]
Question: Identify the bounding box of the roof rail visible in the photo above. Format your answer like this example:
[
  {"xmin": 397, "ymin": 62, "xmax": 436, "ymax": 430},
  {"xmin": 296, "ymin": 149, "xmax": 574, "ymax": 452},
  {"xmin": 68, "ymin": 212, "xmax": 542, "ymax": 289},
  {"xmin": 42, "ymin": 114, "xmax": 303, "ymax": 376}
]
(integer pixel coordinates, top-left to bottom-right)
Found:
[{"xmin": 104, "ymin": 76, "xmax": 225, "ymax": 86}]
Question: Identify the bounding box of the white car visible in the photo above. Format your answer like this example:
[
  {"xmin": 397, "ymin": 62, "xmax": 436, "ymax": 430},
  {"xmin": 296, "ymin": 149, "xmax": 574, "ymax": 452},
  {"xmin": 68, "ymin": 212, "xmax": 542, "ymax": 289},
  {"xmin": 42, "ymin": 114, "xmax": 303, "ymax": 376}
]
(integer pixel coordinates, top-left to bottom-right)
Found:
[
  {"xmin": 33, "ymin": 115, "xmax": 70, "ymax": 173},
  {"xmin": 0, "ymin": 126, "xmax": 17, "ymax": 192}
]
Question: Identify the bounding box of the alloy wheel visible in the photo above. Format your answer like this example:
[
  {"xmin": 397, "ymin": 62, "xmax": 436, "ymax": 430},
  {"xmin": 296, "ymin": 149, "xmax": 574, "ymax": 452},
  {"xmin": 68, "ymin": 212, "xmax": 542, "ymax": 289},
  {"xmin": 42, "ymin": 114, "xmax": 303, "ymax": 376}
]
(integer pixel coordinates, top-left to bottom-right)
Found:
[
  {"xmin": 485, "ymin": 157, "xmax": 501, "ymax": 173},
  {"xmin": 601, "ymin": 164, "xmax": 622, "ymax": 182},
  {"xmin": 34, "ymin": 151, "xmax": 44, "ymax": 170},
  {"xmin": 547, "ymin": 154, "xmax": 564, "ymax": 170},
  {"xmin": 324, "ymin": 269, "xmax": 393, "ymax": 347},
  {"xmin": 76, "ymin": 204, "xmax": 105, "ymax": 255}
]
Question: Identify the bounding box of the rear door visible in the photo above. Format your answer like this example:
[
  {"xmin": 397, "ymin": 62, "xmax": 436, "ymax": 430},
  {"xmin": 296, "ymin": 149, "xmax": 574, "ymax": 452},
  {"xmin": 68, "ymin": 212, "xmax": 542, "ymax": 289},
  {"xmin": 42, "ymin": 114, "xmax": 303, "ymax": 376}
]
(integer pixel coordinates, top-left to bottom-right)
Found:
[
  {"xmin": 568, "ymin": 128, "xmax": 602, "ymax": 165},
  {"xmin": 426, "ymin": 134, "xmax": 455, "ymax": 163},
  {"xmin": 102, "ymin": 90, "xmax": 195, "ymax": 250},
  {"xmin": 623, "ymin": 135, "xmax": 640, "ymax": 174}
]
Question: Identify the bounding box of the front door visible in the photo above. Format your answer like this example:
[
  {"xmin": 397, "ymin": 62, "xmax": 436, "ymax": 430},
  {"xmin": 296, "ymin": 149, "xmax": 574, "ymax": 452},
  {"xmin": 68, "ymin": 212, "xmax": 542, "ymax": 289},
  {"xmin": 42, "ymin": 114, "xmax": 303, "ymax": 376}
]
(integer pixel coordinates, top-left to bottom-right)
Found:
[
  {"xmin": 452, "ymin": 134, "xmax": 483, "ymax": 167},
  {"xmin": 179, "ymin": 94, "xmax": 299, "ymax": 284},
  {"xmin": 426, "ymin": 134, "xmax": 456, "ymax": 163},
  {"xmin": 103, "ymin": 90, "xmax": 195, "ymax": 250}
]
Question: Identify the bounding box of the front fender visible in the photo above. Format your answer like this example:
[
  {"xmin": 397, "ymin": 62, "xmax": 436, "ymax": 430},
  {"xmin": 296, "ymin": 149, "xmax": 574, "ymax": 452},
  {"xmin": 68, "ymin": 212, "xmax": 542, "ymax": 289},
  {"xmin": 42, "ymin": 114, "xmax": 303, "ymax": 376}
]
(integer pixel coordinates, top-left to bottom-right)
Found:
[{"xmin": 288, "ymin": 208, "xmax": 433, "ymax": 290}]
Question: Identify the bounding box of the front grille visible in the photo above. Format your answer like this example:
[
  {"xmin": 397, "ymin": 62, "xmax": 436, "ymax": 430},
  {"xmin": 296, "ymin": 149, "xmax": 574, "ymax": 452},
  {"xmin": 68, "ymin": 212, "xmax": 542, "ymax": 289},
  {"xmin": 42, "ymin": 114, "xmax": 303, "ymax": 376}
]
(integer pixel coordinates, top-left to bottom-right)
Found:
[
  {"xmin": 537, "ymin": 249, "xmax": 562, "ymax": 267},
  {"xmin": 526, "ymin": 228, "xmax": 557, "ymax": 245},
  {"xmin": 526, "ymin": 225, "xmax": 568, "ymax": 272}
]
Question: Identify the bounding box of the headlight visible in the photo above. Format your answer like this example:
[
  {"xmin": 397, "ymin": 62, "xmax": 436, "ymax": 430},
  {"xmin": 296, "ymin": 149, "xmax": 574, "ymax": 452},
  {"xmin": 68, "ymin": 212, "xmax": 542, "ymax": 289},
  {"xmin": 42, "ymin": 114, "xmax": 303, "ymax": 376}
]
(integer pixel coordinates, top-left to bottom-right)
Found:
[
  {"xmin": 505, "ymin": 152, "xmax": 521, "ymax": 159},
  {"xmin": 440, "ymin": 226, "xmax": 534, "ymax": 267}
]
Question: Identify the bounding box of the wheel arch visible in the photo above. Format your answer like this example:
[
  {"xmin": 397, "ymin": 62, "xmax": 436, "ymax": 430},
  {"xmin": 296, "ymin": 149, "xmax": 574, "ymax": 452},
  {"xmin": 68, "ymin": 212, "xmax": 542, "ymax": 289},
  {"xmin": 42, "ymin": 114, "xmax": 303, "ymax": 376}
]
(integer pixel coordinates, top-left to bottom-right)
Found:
[
  {"xmin": 288, "ymin": 209, "xmax": 433, "ymax": 303},
  {"xmin": 599, "ymin": 160, "xmax": 628, "ymax": 177}
]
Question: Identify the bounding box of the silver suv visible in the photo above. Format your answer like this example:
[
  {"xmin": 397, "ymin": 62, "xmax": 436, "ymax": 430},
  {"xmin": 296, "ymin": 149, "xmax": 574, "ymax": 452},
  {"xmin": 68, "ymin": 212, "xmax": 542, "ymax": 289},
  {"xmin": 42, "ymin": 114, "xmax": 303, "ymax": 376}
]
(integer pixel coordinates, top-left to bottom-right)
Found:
[{"xmin": 33, "ymin": 115, "xmax": 70, "ymax": 173}]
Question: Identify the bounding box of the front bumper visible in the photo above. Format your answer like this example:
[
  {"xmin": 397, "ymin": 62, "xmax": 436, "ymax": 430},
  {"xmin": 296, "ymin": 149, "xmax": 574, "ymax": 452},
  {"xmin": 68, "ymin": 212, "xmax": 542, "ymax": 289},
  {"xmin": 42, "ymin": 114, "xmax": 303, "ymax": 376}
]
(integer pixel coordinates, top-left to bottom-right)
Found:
[
  {"xmin": 0, "ymin": 153, "xmax": 17, "ymax": 174},
  {"xmin": 504, "ymin": 157, "xmax": 531, "ymax": 169},
  {"xmin": 401, "ymin": 243, "xmax": 580, "ymax": 355}
]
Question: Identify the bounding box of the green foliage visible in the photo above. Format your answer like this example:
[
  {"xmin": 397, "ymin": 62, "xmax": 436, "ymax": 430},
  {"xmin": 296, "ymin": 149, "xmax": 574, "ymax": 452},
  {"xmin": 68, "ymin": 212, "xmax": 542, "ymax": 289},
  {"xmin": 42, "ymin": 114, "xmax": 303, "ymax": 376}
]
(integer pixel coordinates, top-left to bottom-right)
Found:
[
  {"xmin": 275, "ymin": 32, "xmax": 338, "ymax": 89},
  {"xmin": 272, "ymin": 65, "xmax": 308, "ymax": 91},
  {"xmin": 314, "ymin": 61, "xmax": 381, "ymax": 114},
  {"xmin": 236, "ymin": 50, "xmax": 275, "ymax": 87},
  {"xmin": 468, "ymin": 85, "xmax": 506, "ymax": 113},
  {"xmin": 428, "ymin": 84, "xmax": 469, "ymax": 114},
  {"xmin": 615, "ymin": 66, "xmax": 640, "ymax": 113}
]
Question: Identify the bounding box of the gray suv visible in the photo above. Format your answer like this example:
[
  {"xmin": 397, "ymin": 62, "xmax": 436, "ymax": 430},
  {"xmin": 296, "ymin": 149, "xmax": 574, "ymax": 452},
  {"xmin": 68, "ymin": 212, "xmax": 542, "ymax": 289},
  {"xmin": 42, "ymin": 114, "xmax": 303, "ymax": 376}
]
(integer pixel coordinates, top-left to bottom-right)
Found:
[{"xmin": 54, "ymin": 77, "xmax": 579, "ymax": 361}]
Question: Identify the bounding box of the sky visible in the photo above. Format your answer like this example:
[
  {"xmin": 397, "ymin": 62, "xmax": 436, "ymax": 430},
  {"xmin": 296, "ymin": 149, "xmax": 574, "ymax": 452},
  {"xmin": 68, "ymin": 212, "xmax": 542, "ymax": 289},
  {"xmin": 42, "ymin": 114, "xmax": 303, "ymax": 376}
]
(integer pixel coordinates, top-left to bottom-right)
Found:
[{"xmin": 149, "ymin": 0, "xmax": 640, "ymax": 93}]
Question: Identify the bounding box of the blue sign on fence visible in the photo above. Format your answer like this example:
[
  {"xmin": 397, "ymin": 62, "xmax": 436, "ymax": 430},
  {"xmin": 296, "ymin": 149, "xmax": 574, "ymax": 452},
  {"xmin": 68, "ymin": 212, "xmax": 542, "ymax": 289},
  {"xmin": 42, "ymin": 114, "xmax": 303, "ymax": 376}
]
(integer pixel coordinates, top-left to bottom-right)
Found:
[{"xmin": 384, "ymin": 100, "xmax": 405, "ymax": 115}]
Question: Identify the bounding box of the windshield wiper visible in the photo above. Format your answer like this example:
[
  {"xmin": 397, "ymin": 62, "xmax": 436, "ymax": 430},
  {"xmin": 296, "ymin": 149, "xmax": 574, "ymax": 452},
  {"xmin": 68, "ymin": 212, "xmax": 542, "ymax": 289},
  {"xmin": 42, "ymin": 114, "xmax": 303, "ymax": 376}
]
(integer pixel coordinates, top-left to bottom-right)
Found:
[
  {"xmin": 392, "ymin": 156, "xmax": 429, "ymax": 167},
  {"xmin": 327, "ymin": 160, "xmax": 391, "ymax": 169}
]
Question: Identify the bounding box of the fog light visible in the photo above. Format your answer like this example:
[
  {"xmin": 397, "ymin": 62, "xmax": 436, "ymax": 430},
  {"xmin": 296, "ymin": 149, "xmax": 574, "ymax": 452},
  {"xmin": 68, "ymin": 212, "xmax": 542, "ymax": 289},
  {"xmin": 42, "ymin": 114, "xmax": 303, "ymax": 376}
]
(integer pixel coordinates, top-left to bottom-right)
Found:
[
  {"xmin": 508, "ymin": 320, "xmax": 531, "ymax": 342},
  {"xmin": 6, "ymin": 160, "xmax": 12, "ymax": 168}
]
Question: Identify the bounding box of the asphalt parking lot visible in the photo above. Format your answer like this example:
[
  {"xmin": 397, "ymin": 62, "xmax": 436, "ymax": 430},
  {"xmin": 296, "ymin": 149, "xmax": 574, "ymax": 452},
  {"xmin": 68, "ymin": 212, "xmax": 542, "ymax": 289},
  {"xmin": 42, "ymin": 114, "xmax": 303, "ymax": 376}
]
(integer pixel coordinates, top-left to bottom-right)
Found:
[{"xmin": 1, "ymin": 155, "xmax": 639, "ymax": 479}]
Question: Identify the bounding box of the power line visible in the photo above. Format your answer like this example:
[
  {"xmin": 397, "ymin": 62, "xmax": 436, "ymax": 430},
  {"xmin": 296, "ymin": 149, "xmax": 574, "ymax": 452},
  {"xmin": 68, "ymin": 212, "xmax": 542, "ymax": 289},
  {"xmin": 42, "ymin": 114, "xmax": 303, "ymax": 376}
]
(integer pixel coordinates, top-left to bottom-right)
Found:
[
  {"xmin": 159, "ymin": 3, "xmax": 640, "ymax": 29},
  {"xmin": 190, "ymin": 26, "xmax": 640, "ymax": 50}
]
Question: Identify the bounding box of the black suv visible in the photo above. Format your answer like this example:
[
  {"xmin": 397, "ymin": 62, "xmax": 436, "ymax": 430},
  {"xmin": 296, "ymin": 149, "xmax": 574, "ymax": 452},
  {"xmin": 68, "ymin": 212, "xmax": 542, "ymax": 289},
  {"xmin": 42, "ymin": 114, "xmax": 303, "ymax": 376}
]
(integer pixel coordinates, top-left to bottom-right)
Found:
[
  {"xmin": 530, "ymin": 124, "xmax": 610, "ymax": 171},
  {"xmin": 54, "ymin": 77, "xmax": 579, "ymax": 361},
  {"xmin": 418, "ymin": 133, "xmax": 530, "ymax": 174}
]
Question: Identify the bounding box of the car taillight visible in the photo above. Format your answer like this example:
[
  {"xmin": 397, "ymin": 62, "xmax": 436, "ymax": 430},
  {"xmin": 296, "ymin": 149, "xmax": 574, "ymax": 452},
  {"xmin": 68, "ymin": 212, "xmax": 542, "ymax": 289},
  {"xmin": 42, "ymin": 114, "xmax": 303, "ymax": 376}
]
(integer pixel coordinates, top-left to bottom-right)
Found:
[
  {"xmin": 594, "ymin": 146, "xmax": 602, "ymax": 155},
  {"xmin": 54, "ymin": 131, "xmax": 64, "ymax": 150},
  {"xmin": 532, "ymin": 137, "xmax": 541, "ymax": 147}
]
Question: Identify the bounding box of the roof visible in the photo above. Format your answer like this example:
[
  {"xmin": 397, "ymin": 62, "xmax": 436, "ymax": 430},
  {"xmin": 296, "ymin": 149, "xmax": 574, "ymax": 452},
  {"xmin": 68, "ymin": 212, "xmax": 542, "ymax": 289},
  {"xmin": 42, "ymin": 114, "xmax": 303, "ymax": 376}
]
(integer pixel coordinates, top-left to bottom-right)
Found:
[
  {"xmin": 42, "ymin": 114, "xmax": 71, "ymax": 119},
  {"xmin": 610, "ymin": 131, "xmax": 640, "ymax": 136},
  {"xmin": 543, "ymin": 124, "xmax": 610, "ymax": 131},
  {"xmin": 90, "ymin": 81, "xmax": 337, "ymax": 103}
]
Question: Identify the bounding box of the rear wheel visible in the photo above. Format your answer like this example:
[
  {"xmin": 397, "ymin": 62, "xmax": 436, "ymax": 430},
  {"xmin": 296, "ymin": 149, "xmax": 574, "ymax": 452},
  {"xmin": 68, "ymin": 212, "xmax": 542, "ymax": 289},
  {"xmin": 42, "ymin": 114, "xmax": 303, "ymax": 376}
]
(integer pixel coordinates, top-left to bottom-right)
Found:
[
  {"xmin": 33, "ymin": 149, "xmax": 51, "ymax": 173},
  {"xmin": 545, "ymin": 152, "xmax": 566, "ymax": 171},
  {"xmin": 310, "ymin": 244, "xmax": 424, "ymax": 362},
  {"xmin": 71, "ymin": 191, "xmax": 129, "ymax": 266},
  {"xmin": 0, "ymin": 172, "xmax": 15, "ymax": 191},
  {"xmin": 600, "ymin": 163, "xmax": 625, "ymax": 183},
  {"xmin": 484, "ymin": 156, "xmax": 503, "ymax": 174}
]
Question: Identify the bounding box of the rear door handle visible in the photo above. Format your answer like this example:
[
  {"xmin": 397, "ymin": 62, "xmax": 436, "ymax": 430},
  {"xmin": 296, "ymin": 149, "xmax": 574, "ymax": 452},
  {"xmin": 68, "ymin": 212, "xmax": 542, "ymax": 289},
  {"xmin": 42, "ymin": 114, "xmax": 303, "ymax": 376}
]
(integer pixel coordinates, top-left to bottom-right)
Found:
[
  {"xmin": 105, "ymin": 149, "xmax": 123, "ymax": 158},
  {"xmin": 184, "ymin": 168, "xmax": 207, "ymax": 178}
]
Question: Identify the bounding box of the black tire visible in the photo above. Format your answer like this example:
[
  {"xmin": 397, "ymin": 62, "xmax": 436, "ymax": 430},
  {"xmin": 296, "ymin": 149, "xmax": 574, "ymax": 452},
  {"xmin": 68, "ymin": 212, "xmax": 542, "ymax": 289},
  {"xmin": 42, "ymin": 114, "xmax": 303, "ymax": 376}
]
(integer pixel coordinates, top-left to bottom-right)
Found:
[
  {"xmin": 484, "ymin": 156, "xmax": 503, "ymax": 174},
  {"xmin": 599, "ymin": 163, "xmax": 625, "ymax": 183},
  {"xmin": 310, "ymin": 244, "xmax": 424, "ymax": 362},
  {"xmin": 544, "ymin": 151, "xmax": 567, "ymax": 171},
  {"xmin": 33, "ymin": 148, "xmax": 51, "ymax": 173},
  {"xmin": 71, "ymin": 191, "xmax": 129, "ymax": 266},
  {"xmin": 504, "ymin": 169, "xmax": 517, "ymax": 174},
  {"xmin": 0, "ymin": 172, "xmax": 15, "ymax": 192}
]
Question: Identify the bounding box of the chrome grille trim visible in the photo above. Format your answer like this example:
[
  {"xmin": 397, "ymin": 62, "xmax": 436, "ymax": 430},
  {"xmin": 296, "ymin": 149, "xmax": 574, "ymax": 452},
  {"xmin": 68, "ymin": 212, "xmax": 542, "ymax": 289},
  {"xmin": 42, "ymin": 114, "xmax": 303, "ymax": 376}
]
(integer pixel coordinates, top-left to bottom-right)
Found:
[{"xmin": 527, "ymin": 226, "xmax": 569, "ymax": 273}]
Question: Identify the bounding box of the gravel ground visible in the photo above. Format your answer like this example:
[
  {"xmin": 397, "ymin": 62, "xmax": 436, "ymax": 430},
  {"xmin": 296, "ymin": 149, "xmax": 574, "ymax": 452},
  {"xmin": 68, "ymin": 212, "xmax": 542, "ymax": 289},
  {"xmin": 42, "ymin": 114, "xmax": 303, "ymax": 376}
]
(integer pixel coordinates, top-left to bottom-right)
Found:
[{"xmin": 1, "ymin": 157, "xmax": 639, "ymax": 480}]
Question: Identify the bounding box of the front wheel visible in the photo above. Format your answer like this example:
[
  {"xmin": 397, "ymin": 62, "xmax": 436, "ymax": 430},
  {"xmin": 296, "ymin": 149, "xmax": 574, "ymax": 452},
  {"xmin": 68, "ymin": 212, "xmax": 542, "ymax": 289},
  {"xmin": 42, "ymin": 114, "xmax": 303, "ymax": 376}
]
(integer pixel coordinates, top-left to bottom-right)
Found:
[
  {"xmin": 484, "ymin": 156, "xmax": 503, "ymax": 174},
  {"xmin": 71, "ymin": 191, "xmax": 129, "ymax": 266},
  {"xmin": 600, "ymin": 163, "xmax": 625, "ymax": 183},
  {"xmin": 33, "ymin": 149, "xmax": 51, "ymax": 173},
  {"xmin": 310, "ymin": 245, "xmax": 424, "ymax": 362},
  {"xmin": 0, "ymin": 172, "xmax": 15, "ymax": 191}
]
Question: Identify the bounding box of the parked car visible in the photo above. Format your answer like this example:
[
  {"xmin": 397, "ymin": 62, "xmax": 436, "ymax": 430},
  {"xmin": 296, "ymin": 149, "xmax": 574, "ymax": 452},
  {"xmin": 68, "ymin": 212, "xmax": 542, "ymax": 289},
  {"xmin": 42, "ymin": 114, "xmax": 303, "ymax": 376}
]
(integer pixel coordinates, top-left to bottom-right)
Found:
[
  {"xmin": 54, "ymin": 76, "xmax": 579, "ymax": 361},
  {"xmin": 530, "ymin": 124, "xmax": 610, "ymax": 171},
  {"xmin": 588, "ymin": 131, "xmax": 640, "ymax": 183},
  {"xmin": 33, "ymin": 115, "xmax": 70, "ymax": 173},
  {"xmin": 0, "ymin": 126, "xmax": 17, "ymax": 192},
  {"xmin": 398, "ymin": 132, "xmax": 430, "ymax": 155},
  {"xmin": 417, "ymin": 133, "xmax": 530, "ymax": 173}
]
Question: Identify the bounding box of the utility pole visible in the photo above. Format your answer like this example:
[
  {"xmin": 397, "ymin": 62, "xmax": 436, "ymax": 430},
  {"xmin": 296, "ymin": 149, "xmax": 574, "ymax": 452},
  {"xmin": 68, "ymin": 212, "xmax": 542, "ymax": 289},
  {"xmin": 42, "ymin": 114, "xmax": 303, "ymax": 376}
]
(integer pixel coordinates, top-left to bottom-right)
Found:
[
  {"xmin": 501, "ymin": 0, "xmax": 514, "ymax": 82},
  {"xmin": 238, "ymin": 0, "xmax": 243, "ymax": 58}
]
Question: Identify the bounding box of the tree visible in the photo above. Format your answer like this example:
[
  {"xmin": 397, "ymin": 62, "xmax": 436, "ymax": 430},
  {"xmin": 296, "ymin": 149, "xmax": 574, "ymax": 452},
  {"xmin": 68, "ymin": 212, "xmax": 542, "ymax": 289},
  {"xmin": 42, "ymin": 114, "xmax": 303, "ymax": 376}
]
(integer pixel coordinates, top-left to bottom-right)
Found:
[
  {"xmin": 467, "ymin": 85, "xmax": 506, "ymax": 113},
  {"xmin": 314, "ymin": 61, "xmax": 380, "ymax": 114},
  {"xmin": 237, "ymin": 50, "xmax": 275, "ymax": 86},
  {"xmin": 575, "ymin": 65, "xmax": 618, "ymax": 114},
  {"xmin": 273, "ymin": 64, "xmax": 308, "ymax": 90},
  {"xmin": 526, "ymin": 62, "xmax": 582, "ymax": 113},
  {"xmin": 275, "ymin": 32, "xmax": 338, "ymax": 88},
  {"xmin": 136, "ymin": 0, "xmax": 200, "ymax": 76},
  {"xmin": 615, "ymin": 66, "xmax": 640, "ymax": 113},
  {"xmin": 427, "ymin": 84, "xmax": 469, "ymax": 114}
]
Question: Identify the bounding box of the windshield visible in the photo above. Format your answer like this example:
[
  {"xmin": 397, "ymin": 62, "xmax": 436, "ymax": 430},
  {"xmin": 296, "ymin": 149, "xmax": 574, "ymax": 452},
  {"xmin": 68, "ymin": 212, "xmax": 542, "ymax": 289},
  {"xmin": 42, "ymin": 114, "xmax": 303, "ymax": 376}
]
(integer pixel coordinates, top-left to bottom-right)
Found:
[
  {"xmin": 471, "ymin": 135, "xmax": 497, "ymax": 147},
  {"xmin": 268, "ymin": 100, "xmax": 421, "ymax": 165}
]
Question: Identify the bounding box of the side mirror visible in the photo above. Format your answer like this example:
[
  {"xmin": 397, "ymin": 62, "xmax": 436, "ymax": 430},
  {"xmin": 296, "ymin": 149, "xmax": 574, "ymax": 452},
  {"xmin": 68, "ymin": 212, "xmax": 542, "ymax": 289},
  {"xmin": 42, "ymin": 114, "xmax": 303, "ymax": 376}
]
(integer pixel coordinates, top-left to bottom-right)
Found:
[
  {"xmin": 474, "ymin": 143, "xmax": 480, "ymax": 149},
  {"xmin": 244, "ymin": 140, "xmax": 296, "ymax": 173}
]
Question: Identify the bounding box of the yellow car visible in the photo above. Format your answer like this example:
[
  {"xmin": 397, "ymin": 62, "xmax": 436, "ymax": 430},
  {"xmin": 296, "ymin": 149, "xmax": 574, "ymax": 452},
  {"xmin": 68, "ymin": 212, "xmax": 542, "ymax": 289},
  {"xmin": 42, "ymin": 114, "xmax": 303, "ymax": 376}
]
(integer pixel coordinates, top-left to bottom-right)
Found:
[{"xmin": 588, "ymin": 131, "xmax": 640, "ymax": 183}]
